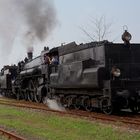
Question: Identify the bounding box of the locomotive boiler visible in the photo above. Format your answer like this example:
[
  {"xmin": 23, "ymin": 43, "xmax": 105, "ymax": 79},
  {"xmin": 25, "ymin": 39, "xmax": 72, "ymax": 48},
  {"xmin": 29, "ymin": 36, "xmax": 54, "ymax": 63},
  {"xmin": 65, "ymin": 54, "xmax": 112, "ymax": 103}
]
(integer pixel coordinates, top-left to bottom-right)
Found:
[{"xmin": 0, "ymin": 31, "xmax": 140, "ymax": 114}]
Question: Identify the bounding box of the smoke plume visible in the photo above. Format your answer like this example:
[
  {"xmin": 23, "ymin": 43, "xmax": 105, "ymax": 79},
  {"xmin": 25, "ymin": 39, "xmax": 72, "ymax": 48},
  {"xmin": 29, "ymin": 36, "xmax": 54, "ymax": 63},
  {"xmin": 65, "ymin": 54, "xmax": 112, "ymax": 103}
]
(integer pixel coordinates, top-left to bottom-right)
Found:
[
  {"xmin": 0, "ymin": 0, "xmax": 19, "ymax": 66},
  {"xmin": 0, "ymin": 0, "xmax": 56, "ymax": 67},
  {"xmin": 14, "ymin": 0, "xmax": 57, "ymax": 48}
]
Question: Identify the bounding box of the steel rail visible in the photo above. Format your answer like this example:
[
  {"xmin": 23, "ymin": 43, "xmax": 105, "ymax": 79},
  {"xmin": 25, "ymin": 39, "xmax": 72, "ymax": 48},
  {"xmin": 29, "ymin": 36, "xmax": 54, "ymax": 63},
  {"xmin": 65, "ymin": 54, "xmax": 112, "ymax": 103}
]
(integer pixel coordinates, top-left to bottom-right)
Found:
[{"xmin": 0, "ymin": 128, "xmax": 25, "ymax": 140}]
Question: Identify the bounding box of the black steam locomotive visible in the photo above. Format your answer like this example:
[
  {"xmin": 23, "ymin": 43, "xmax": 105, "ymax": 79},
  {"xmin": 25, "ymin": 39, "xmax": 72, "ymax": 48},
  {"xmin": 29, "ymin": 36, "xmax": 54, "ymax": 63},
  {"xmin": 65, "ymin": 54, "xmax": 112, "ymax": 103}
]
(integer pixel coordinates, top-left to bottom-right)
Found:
[{"xmin": 0, "ymin": 31, "xmax": 140, "ymax": 114}]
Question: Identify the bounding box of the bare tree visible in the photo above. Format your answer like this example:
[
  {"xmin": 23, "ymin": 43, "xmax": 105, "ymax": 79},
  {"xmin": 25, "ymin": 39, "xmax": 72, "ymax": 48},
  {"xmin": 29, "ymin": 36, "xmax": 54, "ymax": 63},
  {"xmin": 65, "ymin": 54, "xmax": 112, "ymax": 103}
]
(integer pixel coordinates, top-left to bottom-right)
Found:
[{"xmin": 80, "ymin": 16, "xmax": 112, "ymax": 41}]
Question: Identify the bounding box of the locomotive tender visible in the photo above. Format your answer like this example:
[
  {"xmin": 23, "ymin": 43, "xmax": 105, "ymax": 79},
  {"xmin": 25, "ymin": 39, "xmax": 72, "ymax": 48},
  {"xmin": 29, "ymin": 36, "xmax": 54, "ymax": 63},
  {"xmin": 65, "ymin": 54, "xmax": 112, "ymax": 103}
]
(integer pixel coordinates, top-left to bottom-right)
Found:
[{"xmin": 0, "ymin": 32, "xmax": 140, "ymax": 114}]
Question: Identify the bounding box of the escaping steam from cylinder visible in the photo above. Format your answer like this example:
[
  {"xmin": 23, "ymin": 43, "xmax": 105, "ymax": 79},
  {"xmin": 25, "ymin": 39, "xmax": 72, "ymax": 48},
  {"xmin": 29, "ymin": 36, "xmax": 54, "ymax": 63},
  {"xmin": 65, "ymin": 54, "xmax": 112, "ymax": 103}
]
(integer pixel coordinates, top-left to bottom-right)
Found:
[{"xmin": 43, "ymin": 97, "xmax": 66, "ymax": 112}]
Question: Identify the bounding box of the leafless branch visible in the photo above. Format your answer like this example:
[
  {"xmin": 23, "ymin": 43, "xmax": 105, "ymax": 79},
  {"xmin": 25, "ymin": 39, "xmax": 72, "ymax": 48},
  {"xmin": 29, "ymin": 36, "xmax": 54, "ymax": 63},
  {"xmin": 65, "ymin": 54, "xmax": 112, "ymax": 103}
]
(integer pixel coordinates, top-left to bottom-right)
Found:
[
  {"xmin": 79, "ymin": 26, "xmax": 95, "ymax": 41},
  {"xmin": 82, "ymin": 16, "xmax": 113, "ymax": 41}
]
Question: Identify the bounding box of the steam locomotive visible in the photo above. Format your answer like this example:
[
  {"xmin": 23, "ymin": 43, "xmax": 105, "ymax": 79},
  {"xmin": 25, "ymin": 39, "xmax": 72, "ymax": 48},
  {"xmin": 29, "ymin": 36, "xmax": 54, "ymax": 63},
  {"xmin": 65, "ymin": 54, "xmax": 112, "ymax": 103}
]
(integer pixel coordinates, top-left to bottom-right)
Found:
[{"xmin": 0, "ymin": 30, "xmax": 140, "ymax": 114}]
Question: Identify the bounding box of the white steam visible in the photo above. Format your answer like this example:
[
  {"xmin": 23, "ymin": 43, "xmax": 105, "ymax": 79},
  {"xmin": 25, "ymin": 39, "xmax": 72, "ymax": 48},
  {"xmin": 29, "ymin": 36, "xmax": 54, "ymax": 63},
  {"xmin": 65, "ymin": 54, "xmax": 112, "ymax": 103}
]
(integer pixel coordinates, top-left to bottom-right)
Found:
[{"xmin": 43, "ymin": 97, "xmax": 65, "ymax": 112}]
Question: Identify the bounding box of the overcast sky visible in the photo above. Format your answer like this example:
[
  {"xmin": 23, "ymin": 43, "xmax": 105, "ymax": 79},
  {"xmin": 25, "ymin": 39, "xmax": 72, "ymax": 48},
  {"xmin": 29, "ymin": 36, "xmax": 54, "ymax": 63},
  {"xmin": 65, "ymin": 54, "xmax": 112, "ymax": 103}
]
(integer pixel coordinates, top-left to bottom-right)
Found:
[
  {"xmin": 0, "ymin": 0, "xmax": 140, "ymax": 68},
  {"xmin": 51, "ymin": 0, "xmax": 140, "ymax": 44}
]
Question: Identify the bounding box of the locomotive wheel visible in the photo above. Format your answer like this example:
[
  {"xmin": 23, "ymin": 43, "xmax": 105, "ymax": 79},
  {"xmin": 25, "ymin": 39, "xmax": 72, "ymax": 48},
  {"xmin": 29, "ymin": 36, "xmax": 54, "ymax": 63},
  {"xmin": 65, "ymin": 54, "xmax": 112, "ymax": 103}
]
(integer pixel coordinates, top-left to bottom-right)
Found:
[
  {"xmin": 16, "ymin": 93, "xmax": 20, "ymax": 100},
  {"xmin": 34, "ymin": 81, "xmax": 42, "ymax": 103},
  {"xmin": 83, "ymin": 98, "xmax": 92, "ymax": 112},
  {"xmin": 62, "ymin": 96, "xmax": 68, "ymax": 107},
  {"xmin": 42, "ymin": 87, "xmax": 48, "ymax": 104},
  {"xmin": 2, "ymin": 91, "xmax": 6, "ymax": 96},
  {"xmin": 42, "ymin": 96, "xmax": 48, "ymax": 104},
  {"xmin": 74, "ymin": 104, "xmax": 81, "ymax": 110},
  {"xmin": 101, "ymin": 98, "xmax": 113, "ymax": 115},
  {"xmin": 130, "ymin": 100, "xmax": 139, "ymax": 114},
  {"xmin": 64, "ymin": 96, "xmax": 73, "ymax": 108},
  {"xmin": 16, "ymin": 89, "xmax": 21, "ymax": 100},
  {"xmin": 20, "ymin": 91, "xmax": 25, "ymax": 100},
  {"xmin": 15, "ymin": 89, "xmax": 21, "ymax": 100},
  {"xmin": 24, "ymin": 91, "xmax": 28, "ymax": 101},
  {"xmin": 28, "ymin": 80, "xmax": 35, "ymax": 102},
  {"xmin": 74, "ymin": 97, "xmax": 81, "ymax": 110},
  {"xmin": 59, "ymin": 96, "xmax": 65, "ymax": 106},
  {"xmin": 102, "ymin": 106, "xmax": 113, "ymax": 115},
  {"xmin": 28, "ymin": 91, "xmax": 34, "ymax": 102},
  {"xmin": 130, "ymin": 105, "xmax": 139, "ymax": 113},
  {"xmin": 66, "ymin": 96, "xmax": 72, "ymax": 108},
  {"xmin": 34, "ymin": 92, "xmax": 42, "ymax": 103}
]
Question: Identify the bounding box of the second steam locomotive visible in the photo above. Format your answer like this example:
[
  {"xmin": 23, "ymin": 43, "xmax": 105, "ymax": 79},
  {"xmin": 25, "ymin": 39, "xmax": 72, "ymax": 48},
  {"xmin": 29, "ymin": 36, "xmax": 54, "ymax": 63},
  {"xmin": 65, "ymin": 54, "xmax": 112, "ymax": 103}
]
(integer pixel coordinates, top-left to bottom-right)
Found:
[{"xmin": 0, "ymin": 31, "xmax": 140, "ymax": 114}]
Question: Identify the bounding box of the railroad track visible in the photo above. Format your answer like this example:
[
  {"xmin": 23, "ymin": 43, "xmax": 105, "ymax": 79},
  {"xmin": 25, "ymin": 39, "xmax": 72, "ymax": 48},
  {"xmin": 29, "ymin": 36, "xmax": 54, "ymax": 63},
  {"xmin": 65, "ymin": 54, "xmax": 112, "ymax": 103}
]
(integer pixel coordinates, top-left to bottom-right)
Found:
[
  {"xmin": 0, "ymin": 98, "xmax": 140, "ymax": 129},
  {"xmin": 0, "ymin": 128, "xmax": 25, "ymax": 140}
]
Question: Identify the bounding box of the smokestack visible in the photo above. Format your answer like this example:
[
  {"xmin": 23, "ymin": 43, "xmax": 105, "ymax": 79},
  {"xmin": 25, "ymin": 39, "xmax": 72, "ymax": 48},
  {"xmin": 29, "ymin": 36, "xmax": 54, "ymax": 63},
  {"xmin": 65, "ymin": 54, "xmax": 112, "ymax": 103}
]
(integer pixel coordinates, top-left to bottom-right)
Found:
[{"xmin": 27, "ymin": 51, "xmax": 33, "ymax": 60}]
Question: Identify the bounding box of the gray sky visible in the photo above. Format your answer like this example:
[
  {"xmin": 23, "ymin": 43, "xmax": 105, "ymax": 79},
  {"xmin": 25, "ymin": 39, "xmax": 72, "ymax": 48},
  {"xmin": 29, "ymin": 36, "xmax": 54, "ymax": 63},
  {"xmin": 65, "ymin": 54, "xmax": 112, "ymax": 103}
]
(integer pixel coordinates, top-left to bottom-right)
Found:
[{"xmin": 0, "ymin": 0, "xmax": 140, "ymax": 68}]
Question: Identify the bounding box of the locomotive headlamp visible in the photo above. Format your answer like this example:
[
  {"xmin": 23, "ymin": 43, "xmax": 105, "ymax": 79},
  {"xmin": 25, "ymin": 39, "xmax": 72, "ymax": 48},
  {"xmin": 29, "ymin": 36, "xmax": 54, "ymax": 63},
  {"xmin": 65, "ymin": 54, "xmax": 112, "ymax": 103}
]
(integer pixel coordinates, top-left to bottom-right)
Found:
[
  {"xmin": 111, "ymin": 67, "xmax": 121, "ymax": 77},
  {"xmin": 122, "ymin": 26, "xmax": 132, "ymax": 44},
  {"xmin": 122, "ymin": 30, "xmax": 132, "ymax": 42}
]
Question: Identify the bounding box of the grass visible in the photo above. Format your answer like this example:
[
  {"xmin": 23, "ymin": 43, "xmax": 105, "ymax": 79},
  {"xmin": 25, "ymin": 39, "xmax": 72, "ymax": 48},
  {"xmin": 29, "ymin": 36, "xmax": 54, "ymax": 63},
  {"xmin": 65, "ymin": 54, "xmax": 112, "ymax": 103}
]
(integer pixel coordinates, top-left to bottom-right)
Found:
[
  {"xmin": 0, "ymin": 105, "xmax": 140, "ymax": 140},
  {"xmin": 0, "ymin": 135, "xmax": 9, "ymax": 140}
]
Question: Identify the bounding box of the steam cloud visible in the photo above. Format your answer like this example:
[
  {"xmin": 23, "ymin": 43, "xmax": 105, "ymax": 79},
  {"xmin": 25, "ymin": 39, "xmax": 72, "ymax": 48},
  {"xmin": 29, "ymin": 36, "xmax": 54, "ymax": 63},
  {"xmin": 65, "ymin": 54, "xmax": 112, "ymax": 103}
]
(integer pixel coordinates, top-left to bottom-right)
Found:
[
  {"xmin": 14, "ymin": 0, "xmax": 57, "ymax": 48},
  {"xmin": 0, "ymin": 0, "xmax": 56, "ymax": 66},
  {"xmin": 43, "ymin": 97, "xmax": 66, "ymax": 112}
]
